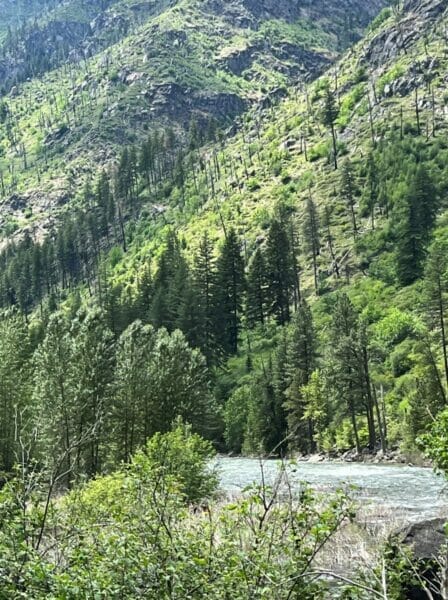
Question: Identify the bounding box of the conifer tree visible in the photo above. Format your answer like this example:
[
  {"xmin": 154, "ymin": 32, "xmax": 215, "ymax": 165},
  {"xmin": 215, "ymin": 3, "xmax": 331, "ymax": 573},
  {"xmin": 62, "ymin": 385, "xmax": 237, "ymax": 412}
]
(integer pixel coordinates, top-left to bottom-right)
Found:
[
  {"xmin": 326, "ymin": 293, "xmax": 363, "ymax": 453},
  {"xmin": 265, "ymin": 217, "xmax": 294, "ymax": 325},
  {"xmin": 303, "ymin": 198, "xmax": 320, "ymax": 292},
  {"xmin": 193, "ymin": 233, "xmax": 220, "ymax": 364},
  {"xmin": 215, "ymin": 228, "xmax": 245, "ymax": 355},
  {"xmin": 151, "ymin": 231, "xmax": 188, "ymax": 331},
  {"xmin": 424, "ymin": 239, "xmax": 448, "ymax": 390},
  {"xmin": 284, "ymin": 301, "xmax": 317, "ymax": 453},
  {"xmin": 395, "ymin": 165, "xmax": 437, "ymax": 285},
  {"xmin": 0, "ymin": 316, "xmax": 32, "ymax": 472},
  {"xmin": 246, "ymin": 248, "xmax": 268, "ymax": 328},
  {"xmin": 136, "ymin": 262, "xmax": 153, "ymax": 323},
  {"xmin": 322, "ymin": 87, "xmax": 339, "ymax": 170}
]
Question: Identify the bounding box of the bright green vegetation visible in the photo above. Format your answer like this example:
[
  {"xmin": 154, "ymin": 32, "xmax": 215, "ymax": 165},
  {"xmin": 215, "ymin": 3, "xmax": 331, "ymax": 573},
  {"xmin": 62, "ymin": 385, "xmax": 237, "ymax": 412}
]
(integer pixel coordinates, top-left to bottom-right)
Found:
[
  {"xmin": 0, "ymin": 419, "xmax": 438, "ymax": 598},
  {"xmin": 1, "ymin": 0, "xmax": 448, "ymax": 462},
  {"xmin": 2, "ymin": 0, "xmax": 448, "ymax": 595},
  {"xmin": 0, "ymin": 0, "xmax": 383, "ymax": 222}
]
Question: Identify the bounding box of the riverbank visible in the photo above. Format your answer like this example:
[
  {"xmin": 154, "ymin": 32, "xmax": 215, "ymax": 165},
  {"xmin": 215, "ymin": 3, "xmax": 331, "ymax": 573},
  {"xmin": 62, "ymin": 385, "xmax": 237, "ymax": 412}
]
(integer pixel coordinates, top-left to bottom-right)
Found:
[
  {"xmin": 295, "ymin": 448, "xmax": 431, "ymax": 467},
  {"xmin": 223, "ymin": 448, "xmax": 431, "ymax": 467}
]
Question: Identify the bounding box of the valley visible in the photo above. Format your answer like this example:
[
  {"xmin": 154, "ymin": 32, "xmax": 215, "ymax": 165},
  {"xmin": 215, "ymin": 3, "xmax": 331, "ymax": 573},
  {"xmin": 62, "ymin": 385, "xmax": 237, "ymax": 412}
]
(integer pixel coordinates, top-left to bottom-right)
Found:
[{"xmin": 1, "ymin": 0, "xmax": 448, "ymax": 597}]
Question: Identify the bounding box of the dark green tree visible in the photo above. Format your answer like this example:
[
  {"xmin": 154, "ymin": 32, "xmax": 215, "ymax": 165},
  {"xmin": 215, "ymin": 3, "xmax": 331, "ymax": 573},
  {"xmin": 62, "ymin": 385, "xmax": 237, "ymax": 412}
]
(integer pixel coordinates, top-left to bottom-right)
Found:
[
  {"xmin": 215, "ymin": 228, "xmax": 245, "ymax": 355},
  {"xmin": 246, "ymin": 248, "xmax": 268, "ymax": 328},
  {"xmin": 322, "ymin": 87, "xmax": 339, "ymax": 170},
  {"xmin": 303, "ymin": 198, "xmax": 320, "ymax": 292},
  {"xmin": 395, "ymin": 165, "xmax": 437, "ymax": 285},
  {"xmin": 265, "ymin": 217, "xmax": 294, "ymax": 325},
  {"xmin": 284, "ymin": 301, "xmax": 317, "ymax": 453}
]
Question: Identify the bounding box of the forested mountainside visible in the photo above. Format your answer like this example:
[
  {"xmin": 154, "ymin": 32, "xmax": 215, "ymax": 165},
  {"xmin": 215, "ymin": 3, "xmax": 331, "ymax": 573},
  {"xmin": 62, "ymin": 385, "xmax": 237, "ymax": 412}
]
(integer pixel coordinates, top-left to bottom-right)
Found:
[
  {"xmin": 0, "ymin": 0, "xmax": 388, "ymax": 240},
  {"xmin": 4, "ymin": 0, "xmax": 448, "ymax": 597},
  {"xmin": 1, "ymin": 0, "xmax": 448, "ymax": 463}
]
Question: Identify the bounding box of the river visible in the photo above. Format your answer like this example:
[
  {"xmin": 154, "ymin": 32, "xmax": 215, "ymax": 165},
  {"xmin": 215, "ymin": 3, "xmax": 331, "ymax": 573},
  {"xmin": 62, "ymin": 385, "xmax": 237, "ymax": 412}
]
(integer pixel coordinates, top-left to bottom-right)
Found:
[{"xmin": 215, "ymin": 457, "xmax": 448, "ymax": 523}]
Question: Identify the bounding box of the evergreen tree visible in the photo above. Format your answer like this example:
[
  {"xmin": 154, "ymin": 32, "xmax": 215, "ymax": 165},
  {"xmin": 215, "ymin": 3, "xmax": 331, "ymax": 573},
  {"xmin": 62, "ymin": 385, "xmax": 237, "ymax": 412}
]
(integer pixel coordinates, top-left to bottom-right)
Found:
[
  {"xmin": 246, "ymin": 248, "xmax": 268, "ymax": 328},
  {"xmin": 322, "ymin": 87, "xmax": 339, "ymax": 170},
  {"xmin": 303, "ymin": 198, "xmax": 320, "ymax": 292},
  {"xmin": 245, "ymin": 363, "xmax": 286, "ymax": 455},
  {"xmin": 265, "ymin": 217, "xmax": 294, "ymax": 325},
  {"xmin": 284, "ymin": 301, "xmax": 317, "ymax": 453},
  {"xmin": 193, "ymin": 233, "xmax": 220, "ymax": 364},
  {"xmin": 136, "ymin": 262, "xmax": 153, "ymax": 323},
  {"xmin": 395, "ymin": 166, "xmax": 437, "ymax": 285},
  {"xmin": 424, "ymin": 238, "xmax": 448, "ymax": 390},
  {"xmin": 151, "ymin": 231, "xmax": 188, "ymax": 331},
  {"xmin": 215, "ymin": 228, "xmax": 245, "ymax": 355},
  {"xmin": 0, "ymin": 315, "xmax": 32, "ymax": 472},
  {"xmin": 326, "ymin": 293, "xmax": 364, "ymax": 453}
]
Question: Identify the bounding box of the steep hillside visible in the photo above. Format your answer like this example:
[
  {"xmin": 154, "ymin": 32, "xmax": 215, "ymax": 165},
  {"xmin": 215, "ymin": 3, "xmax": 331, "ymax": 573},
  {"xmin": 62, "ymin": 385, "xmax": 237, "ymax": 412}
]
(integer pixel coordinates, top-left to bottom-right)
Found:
[
  {"xmin": 3, "ymin": 0, "xmax": 448, "ymax": 458},
  {"xmin": 116, "ymin": 0, "xmax": 448, "ymax": 281},
  {"xmin": 4, "ymin": 5, "xmax": 448, "ymax": 598},
  {"xmin": 98, "ymin": 0, "xmax": 448, "ymax": 454},
  {"xmin": 0, "ymin": 0, "xmax": 387, "ymax": 241}
]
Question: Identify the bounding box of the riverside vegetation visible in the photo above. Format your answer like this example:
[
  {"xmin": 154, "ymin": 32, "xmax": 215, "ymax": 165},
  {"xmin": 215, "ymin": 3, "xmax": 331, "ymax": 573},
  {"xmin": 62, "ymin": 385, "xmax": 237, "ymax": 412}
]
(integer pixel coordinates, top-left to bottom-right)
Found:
[{"xmin": 1, "ymin": 0, "xmax": 448, "ymax": 597}]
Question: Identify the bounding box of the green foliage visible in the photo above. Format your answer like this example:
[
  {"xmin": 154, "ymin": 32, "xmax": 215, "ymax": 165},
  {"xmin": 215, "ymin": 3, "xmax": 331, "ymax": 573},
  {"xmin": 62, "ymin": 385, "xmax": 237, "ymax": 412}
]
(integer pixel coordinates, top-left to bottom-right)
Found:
[
  {"xmin": 138, "ymin": 419, "xmax": 218, "ymax": 504},
  {"xmin": 0, "ymin": 427, "xmax": 355, "ymax": 598}
]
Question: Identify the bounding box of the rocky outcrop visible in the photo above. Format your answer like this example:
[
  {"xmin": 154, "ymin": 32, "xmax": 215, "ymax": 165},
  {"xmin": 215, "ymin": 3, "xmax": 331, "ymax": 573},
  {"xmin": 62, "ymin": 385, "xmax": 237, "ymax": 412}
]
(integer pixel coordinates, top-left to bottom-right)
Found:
[
  {"xmin": 206, "ymin": 0, "xmax": 388, "ymax": 31},
  {"xmin": 400, "ymin": 518, "xmax": 447, "ymax": 561},
  {"xmin": 404, "ymin": 0, "xmax": 447, "ymax": 19},
  {"xmin": 397, "ymin": 518, "xmax": 447, "ymax": 600},
  {"xmin": 218, "ymin": 41, "xmax": 330, "ymax": 80},
  {"xmin": 145, "ymin": 83, "xmax": 247, "ymax": 129},
  {"xmin": 0, "ymin": 20, "xmax": 91, "ymax": 94},
  {"xmin": 0, "ymin": 0, "xmax": 177, "ymax": 95},
  {"xmin": 362, "ymin": 0, "xmax": 447, "ymax": 68}
]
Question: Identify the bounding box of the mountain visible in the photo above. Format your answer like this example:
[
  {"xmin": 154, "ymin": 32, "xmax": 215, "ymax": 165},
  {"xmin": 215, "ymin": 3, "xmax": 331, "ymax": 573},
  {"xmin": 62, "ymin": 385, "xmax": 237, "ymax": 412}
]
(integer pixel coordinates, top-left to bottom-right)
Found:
[
  {"xmin": 1, "ymin": 0, "xmax": 448, "ymax": 464},
  {"xmin": 4, "ymin": 2, "xmax": 448, "ymax": 598},
  {"xmin": 0, "ymin": 0, "xmax": 388, "ymax": 241}
]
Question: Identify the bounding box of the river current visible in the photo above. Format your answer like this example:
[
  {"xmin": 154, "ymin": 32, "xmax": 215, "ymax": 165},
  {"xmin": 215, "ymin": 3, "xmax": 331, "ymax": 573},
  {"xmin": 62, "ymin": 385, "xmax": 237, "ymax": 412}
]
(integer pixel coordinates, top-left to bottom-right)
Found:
[{"xmin": 215, "ymin": 457, "xmax": 448, "ymax": 522}]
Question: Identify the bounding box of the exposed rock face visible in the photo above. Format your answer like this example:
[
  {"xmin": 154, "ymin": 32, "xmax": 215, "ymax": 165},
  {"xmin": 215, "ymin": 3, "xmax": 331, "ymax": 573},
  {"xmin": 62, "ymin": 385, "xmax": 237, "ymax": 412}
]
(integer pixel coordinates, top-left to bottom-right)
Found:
[
  {"xmin": 0, "ymin": 21, "xmax": 91, "ymax": 93},
  {"xmin": 219, "ymin": 41, "xmax": 331, "ymax": 80},
  {"xmin": 206, "ymin": 0, "xmax": 389, "ymax": 31},
  {"xmin": 404, "ymin": 0, "xmax": 447, "ymax": 18},
  {"xmin": 362, "ymin": 0, "xmax": 447, "ymax": 67},
  {"xmin": 398, "ymin": 518, "xmax": 447, "ymax": 600},
  {"xmin": 400, "ymin": 518, "xmax": 447, "ymax": 560},
  {"xmin": 145, "ymin": 83, "xmax": 247, "ymax": 128},
  {"xmin": 0, "ymin": 0, "xmax": 176, "ymax": 95}
]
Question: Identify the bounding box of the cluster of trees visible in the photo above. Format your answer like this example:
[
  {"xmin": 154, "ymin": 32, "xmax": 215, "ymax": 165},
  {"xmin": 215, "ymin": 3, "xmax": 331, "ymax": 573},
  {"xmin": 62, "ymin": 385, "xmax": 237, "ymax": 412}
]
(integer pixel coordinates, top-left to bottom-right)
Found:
[
  {"xmin": 223, "ymin": 293, "xmax": 389, "ymax": 456},
  {"xmin": 0, "ymin": 308, "xmax": 215, "ymax": 480},
  {"xmin": 138, "ymin": 214, "xmax": 301, "ymax": 366}
]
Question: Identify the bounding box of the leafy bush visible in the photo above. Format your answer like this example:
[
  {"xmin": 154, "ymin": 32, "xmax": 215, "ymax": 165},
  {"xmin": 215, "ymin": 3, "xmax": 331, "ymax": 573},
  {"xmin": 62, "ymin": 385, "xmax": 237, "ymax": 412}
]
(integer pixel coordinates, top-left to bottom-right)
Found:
[{"xmin": 134, "ymin": 419, "xmax": 218, "ymax": 504}]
